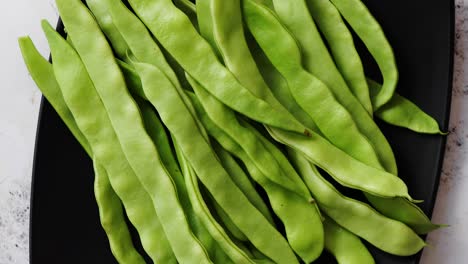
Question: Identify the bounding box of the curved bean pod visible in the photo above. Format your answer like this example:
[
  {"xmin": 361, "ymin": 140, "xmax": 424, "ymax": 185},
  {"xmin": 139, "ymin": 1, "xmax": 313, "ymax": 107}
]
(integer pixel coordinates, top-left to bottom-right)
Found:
[
  {"xmin": 212, "ymin": 197, "xmax": 249, "ymax": 242},
  {"xmin": 247, "ymin": 0, "xmax": 397, "ymax": 174},
  {"xmin": 174, "ymin": 142, "xmax": 266, "ymax": 264},
  {"xmin": 106, "ymin": 0, "xmax": 225, "ymax": 141},
  {"xmin": 305, "ymin": 0, "xmax": 372, "ymax": 114},
  {"xmin": 126, "ymin": 0, "xmax": 307, "ymax": 134},
  {"xmin": 134, "ymin": 62, "xmax": 298, "ymax": 264},
  {"xmin": 18, "ymin": 37, "xmax": 91, "ymax": 155},
  {"xmin": 330, "ymin": 0, "xmax": 398, "ymax": 110},
  {"xmin": 323, "ymin": 217, "xmax": 375, "ymax": 264},
  {"xmin": 196, "ymin": 0, "xmax": 220, "ymax": 58},
  {"xmin": 245, "ymin": 2, "xmax": 437, "ymax": 229},
  {"xmin": 187, "ymin": 91, "xmax": 324, "ymax": 262},
  {"xmin": 210, "ymin": 0, "xmax": 295, "ymax": 116},
  {"xmin": 53, "ymin": 1, "xmax": 212, "ymax": 262},
  {"xmin": 246, "ymin": 17, "xmax": 437, "ymax": 232},
  {"xmin": 213, "ymin": 142, "xmax": 275, "ymax": 225},
  {"xmin": 369, "ymin": 79, "xmax": 445, "ymax": 135},
  {"xmin": 86, "ymin": 0, "xmax": 130, "ymax": 59},
  {"xmin": 267, "ymin": 127, "xmax": 415, "ymax": 200},
  {"xmin": 19, "ymin": 37, "xmax": 145, "ymax": 264},
  {"xmin": 118, "ymin": 51, "xmax": 436, "ymax": 233},
  {"xmin": 174, "ymin": 0, "xmax": 198, "ymax": 28},
  {"xmin": 246, "ymin": 36, "xmax": 320, "ymax": 133},
  {"xmin": 188, "ymin": 75, "xmax": 311, "ymax": 200},
  {"xmin": 243, "ymin": 0, "xmax": 383, "ymax": 170},
  {"xmin": 41, "ymin": 21, "xmax": 177, "ymax": 263},
  {"xmin": 289, "ymin": 151, "xmax": 426, "ymax": 256},
  {"xmin": 137, "ymin": 97, "xmax": 242, "ymax": 262},
  {"xmin": 187, "ymin": 93, "xmax": 276, "ymax": 224},
  {"xmin": 107, "ymin": 0, "xmax": 180, "ymax": 90},
  {"xmin": 93, "ymin": 162, "xmax": 147, "ymax": 264}
]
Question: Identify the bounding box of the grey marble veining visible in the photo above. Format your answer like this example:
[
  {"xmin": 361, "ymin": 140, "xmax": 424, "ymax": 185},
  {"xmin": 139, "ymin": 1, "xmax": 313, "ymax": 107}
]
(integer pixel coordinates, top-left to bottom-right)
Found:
[{"xmin": 0, "ymin": 0, "xmax": 467, "ymax": 263}]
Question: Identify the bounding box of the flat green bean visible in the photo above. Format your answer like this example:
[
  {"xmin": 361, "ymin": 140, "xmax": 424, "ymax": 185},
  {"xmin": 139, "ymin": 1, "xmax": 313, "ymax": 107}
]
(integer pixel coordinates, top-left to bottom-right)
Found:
[
  {"xmin": 196, "ymin": 0, "xmax": 220, "ymax": 58},
  {"xmin": 323, "ymin": 217, "xmax": 375, "ymax": 264},
  {"xmin": 267, "ymin": 128, "xmax": 415, "ymax": 200},
  {"xmin": 188, "ymin": 74, "xmax": 311, "ymax": 200},
  {"xmin": 187, "ymin": 89, "xmax": 324, "ymax": 262},
  {"xmin": 42, "ymin": 20, "xmax": 177, "ymax": 263},
  {"xmin": 213, "ymin": 142, "xmax": 275, "ymax": 225},
  {"xmin": 245, "ymin": 35, "xmax": 320, "ymax": 133},
  {"xmin": 330, "ymin": 0, "xmax": 398, "ymax": 110},
  {"xmin": 369, "ymin": 79, "xmax": 445, "ymax": 135},
  {"xmin": 249, "ymin": 0, "xmax": 397, "ymax": 174},
  {"xmin": 243, "ymin": 0, "xmax": 383, "ymax": 170},
  {"xmin": 174, "ymin": 0, "xmax": 198, "ymax": 28},
  {"xmin": 244, "ymin": 4, "xmax": 438, "ymax": 230},
  {"xmin": 54, "ymin": 1, "xmax": 211, "ymax": 262},
  {"xmin": 106, "ymin": 0, "xmax": 213, "ymax": 141},
  {"xmin": 209, "ymin": 0, "xmax": 296, "ymax": 116},
  {"xmin": 174, "ymin": 141, "xmax": 262, "ymax": 264},
  {"xmin": 212, "ymin": 197, "xmax": 249, "ymax": 242},
  {"xmin": 86, "ymin": 0, "xmax": 130, "ymax": 59},
  {"xmin": 187, "ymin": 93, "xmax": 276, "ymax": 225},
  {"xmin": 116, "ymin": 38, "xmax": 436, "ymax": 233},
  {"xmin": 93, "ymin": 162, "xmax": 147, "ymax": 264},
  {"xmin": 19, "ymin": 37, "xmax": 145, "ymax": 264},
  {"xmin": 305, "ymin": 0, "xmax": 372, "ymax": 114},
  {"xmin": 18, "ymin": 37, "xmax": 91, "ymax": 154},
  {"xmin": 289, "ymin": 151, "xmax": 426, "ymax": 256},
  {"xmin": 107, "ymin": 0, "xmax": 180, "ymax": 90},
  {"xmin": 134, "ymin": 61, "xmax": 298, "ymax": 263},
  {"xmin": 126, "ymin": 0, "xmax": 308, "ymax": 134}
]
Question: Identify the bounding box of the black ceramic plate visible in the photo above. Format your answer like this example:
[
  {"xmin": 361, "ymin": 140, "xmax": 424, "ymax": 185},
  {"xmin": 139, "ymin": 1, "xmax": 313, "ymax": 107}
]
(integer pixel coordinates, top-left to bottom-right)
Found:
[{"xmin": 30, "ymin": 1, "xmax": 454, "ymax": 263}]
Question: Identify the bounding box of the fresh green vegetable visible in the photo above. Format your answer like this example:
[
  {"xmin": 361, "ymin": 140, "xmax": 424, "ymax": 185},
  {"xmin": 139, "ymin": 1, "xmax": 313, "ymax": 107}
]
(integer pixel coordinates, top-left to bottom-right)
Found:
[{"xmin": 20, "ymin": 0, "xmax": 447, "ymax": 262}]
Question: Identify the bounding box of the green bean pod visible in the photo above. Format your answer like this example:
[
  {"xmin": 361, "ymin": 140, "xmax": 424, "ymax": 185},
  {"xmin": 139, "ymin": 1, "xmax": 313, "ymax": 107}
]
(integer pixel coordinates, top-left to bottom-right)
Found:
[
  {"xmin": 305, "ymin": 0, "xmax": 373, "ymax": 114},
  {"xmin": 137, "ymin": 97, "xmax": 239, "ymax": 258},
  {"xmin": 174, "ymin": 0, "xmax": 198, "ymax": 28},
  {"xmin": 107, "ymin": 0, "xmax": 180, "ymax": 90},
  {"xmin": 213, "ymin": 142, "xmax": 275, "ymax": 225},
  {"xmin": 93, "ymin": 162, "xmax": 147, "ymax": 264},
  {"xmin": 196, "ymin": 0, "xmax": 220, "ymax": 58},
  {"xmin": 323, "ymin": 217, "xmax": 375, "ymax": 264},
  {"xmin": 134, "ymin": 62, "xmax": 298, "ymax": 264},
  {"xmin": 41, "ymin": 21, "xmax": 178, "ymax": 263},
  {"xmin": 19, "ymin": 37, "xmax": 146, "ymax": 264},
  {"xmin": 53, "ymin": 1, "xmax": 212, "ymax": 262},
  {"xmin": 209, "ymin": 0, "xmax": 295, "ymax": 116},
  {"xmin": 267, "ymin": 128, "xmax": 414, "ymax": 200},
  {"xmin": 139, "ymin": 114, "xmax": 235, "ymax": 264},
  {"xmin": 248, "ymin": 0, "xmax": 397, "ymax": 175},
  {"xmin": 289, "ymin": 151, "xmax": 426, "ymax": 256},
  {"xmin": 246, "ymin": 36, "xmax": 320, "ymax": 133},
  {"xmin": 173, "ymin": 140, "xmax": 260, "ymax": 264},
  {"xmin": 188, "ymin": 75, "xmax": 311, "ymax": 200},
  {"xmin": 243, "ymin": 0, "xmax": 384, "ymax": 171},
  {"xmin": 187, "ymin": 91, "xmax": 324, "ymax": 262},
  {"xmin": 330, "ymin": 0, "xmax": 398, "ymax": 110},
  {"xmin": 126, "ymin": 0, "xmax": 307, "ymax": 134},
  {"xmin": 85, "ymin": 0, "xmax": 130, "ymax": 60},
  {"xmin": 18, "ymin": 37, "xmax": 91, "ymax": 155},
  {"xmin": 117, "ymin": 47, "xmax": 435, "ymax": 234},
  {"xmin": 106, "ymin": 0, "xmax": 230, "ymax": 141},
  {"xmin": 212, "ymin": 198, "xmax": 249, "ymax": 242},
  {"xmin": 369, "ymin": 79, "xmax": 445, "ymax": 135}
]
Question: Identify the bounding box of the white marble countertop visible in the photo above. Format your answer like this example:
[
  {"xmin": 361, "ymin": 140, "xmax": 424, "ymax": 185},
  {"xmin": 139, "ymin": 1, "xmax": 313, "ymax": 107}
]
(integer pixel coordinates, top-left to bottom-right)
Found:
[{"xmin": 0, "ymin": 0, "xmax": 466, "ymax": 263}]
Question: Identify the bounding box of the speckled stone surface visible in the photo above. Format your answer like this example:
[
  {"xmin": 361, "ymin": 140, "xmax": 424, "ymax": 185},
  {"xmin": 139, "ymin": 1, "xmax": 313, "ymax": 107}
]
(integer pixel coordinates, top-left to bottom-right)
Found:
[
  {"xmin": 0, "ymin": 1, "xmax": 58, "ymax": 263},
  {"xmin": 0, "ymin": 1, "xmax": 466, "ymax": 263}
]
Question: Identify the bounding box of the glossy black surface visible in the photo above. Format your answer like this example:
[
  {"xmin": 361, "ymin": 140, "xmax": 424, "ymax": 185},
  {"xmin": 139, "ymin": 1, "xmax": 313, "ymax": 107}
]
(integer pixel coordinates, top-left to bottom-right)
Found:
[{"xmin": 30, "ymin": 1, "xmax": 454, "ymax": 263}]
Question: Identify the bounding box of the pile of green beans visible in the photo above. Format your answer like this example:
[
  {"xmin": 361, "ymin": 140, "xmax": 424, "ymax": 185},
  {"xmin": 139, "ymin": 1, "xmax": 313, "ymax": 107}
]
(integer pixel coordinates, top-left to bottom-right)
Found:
[{"xmin": 19, "ymin": 0, "xmax": 446, "ymax": 263}]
